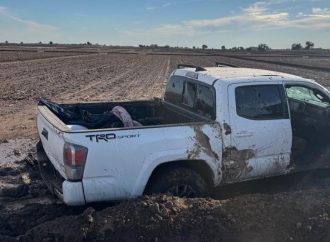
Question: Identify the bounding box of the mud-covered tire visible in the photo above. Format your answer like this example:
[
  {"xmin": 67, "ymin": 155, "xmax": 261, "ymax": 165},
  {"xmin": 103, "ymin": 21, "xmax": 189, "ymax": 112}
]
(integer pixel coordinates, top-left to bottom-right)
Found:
[{"xmin": 145, "ymin": 166, "xmax": 209, "ymax": 198}]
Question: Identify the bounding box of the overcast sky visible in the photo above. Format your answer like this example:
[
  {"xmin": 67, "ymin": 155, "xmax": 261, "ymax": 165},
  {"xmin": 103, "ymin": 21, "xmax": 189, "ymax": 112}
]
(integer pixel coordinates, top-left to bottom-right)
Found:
[{"xmin": 0, "ymin": 0, "xmax": 329, "ymax": 49}]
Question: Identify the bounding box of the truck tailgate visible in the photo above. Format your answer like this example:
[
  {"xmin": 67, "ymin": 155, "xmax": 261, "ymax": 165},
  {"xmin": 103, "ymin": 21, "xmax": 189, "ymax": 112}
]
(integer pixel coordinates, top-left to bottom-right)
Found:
[{"xmin": 37, "ymin": 106, "xmax": 67, "ymax": 179}]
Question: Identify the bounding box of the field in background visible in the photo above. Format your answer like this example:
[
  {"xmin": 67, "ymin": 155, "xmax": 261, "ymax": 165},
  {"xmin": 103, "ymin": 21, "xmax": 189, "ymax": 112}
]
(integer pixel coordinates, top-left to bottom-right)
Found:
[{"xmin": 0, "ymin": 45, "xmax": 329, "ymax": 140}]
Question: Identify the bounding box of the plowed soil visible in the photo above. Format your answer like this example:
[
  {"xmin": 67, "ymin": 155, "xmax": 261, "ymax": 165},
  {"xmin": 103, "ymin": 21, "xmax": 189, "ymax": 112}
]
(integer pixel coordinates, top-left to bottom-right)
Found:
[{"xmin": 0, "ymin": 47, "xmax": 330, "ymax": 242}]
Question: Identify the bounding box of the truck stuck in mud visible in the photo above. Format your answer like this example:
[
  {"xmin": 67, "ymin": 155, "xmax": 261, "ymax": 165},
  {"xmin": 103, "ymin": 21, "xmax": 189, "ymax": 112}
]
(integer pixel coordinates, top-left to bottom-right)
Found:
[{"xmin": 36, "ymin": 64, "xmax": 330, "ymax": 205}]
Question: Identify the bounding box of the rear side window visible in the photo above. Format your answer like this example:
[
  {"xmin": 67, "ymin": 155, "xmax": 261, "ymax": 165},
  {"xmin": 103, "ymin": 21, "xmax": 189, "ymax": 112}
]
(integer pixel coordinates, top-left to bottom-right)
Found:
[
  {"xmin": 235, "ymin": 85, "xmax": 287, "ymax": 120},
  {"xmin": 183, "ymin": 82, "xmax": 197, "ymax": 107},
  {"xmin": 164, "ymin": 76, "xmax": 184, "ymax": 105},
  {"xmin": 196, "ymin": 85, "xmax": 215, "ymax": 119},
  {"xmin": 164, "ymin": 76, "xmax": 216, "ymax": 119}
]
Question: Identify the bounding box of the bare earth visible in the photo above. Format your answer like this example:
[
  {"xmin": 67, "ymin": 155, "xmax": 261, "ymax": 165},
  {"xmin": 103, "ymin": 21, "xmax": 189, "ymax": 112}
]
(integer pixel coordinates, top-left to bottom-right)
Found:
[{"xmin": 0, "ymin": 46, "xmax": 330, "ymax": 242}]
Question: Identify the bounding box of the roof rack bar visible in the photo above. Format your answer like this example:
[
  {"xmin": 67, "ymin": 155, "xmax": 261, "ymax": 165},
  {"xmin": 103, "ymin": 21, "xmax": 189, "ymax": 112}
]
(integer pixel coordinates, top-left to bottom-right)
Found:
[
  {"xmin": 177, "ymin": 64, "xmax": 206, "ymax": 72},
  {"xmin": 216, "ymin": 62, "xmax": 238, "ymax": 68}
]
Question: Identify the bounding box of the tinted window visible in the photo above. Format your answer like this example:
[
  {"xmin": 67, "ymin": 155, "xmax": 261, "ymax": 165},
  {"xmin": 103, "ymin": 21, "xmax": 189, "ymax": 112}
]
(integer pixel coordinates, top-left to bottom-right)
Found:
[
  {"xmin": 286, "ymin": 86, "xmax": 330, "ymax": 108},
  {"xmin": 235, "ymin": 85, "xmax": 286, "ymax": 120},
  {"xmin": 196, "ymin": 85, "xmax": 215, "ymax": 119},
  {"xmin": 183, "ymin": 82, "xmax": 197, "ymax": 108},
  {"xmin": 164, "ymin": 76, "xmax": 216, "ymax": 119},
  {"xmin": 164, "ymin": 76, "xmax": 184, "ymax": 105}
]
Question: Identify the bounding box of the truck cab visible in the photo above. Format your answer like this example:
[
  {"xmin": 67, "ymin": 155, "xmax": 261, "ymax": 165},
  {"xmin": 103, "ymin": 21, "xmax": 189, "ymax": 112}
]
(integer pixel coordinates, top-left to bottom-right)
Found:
[{"xmin": 173, "ymin": 66, "xmax": 330, "ymax": 181}]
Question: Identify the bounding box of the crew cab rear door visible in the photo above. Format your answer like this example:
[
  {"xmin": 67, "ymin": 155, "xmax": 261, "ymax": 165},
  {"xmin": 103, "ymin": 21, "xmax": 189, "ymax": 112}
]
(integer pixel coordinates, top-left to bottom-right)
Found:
[{"xmin": 224, "ymin": 82, "xmax": 292, "ymax": 182}]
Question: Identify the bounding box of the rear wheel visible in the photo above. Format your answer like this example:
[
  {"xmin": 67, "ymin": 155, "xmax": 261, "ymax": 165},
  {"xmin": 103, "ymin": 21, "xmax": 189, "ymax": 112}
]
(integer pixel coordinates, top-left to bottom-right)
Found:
[{"xmin": 145, "ymin": 166, "xmax": 209, "ymax": 198}]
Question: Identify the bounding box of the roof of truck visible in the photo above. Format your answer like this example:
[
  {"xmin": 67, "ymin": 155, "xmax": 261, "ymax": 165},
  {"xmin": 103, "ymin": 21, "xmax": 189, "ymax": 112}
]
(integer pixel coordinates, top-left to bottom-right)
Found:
[{"xmin": 173, "ymin": 67, "xmax": 312, "ymax": 86}]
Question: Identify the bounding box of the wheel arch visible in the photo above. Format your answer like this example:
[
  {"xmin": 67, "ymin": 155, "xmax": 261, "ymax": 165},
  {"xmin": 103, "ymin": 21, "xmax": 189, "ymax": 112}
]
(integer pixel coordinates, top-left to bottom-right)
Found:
[{"xmin": 143, "ymin": 159, "xmax": 215, "ymax": 195}]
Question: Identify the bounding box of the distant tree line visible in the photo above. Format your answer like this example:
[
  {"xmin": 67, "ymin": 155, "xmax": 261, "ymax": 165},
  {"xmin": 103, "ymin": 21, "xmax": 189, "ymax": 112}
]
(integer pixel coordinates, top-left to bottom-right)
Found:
[
  {"xmin": 221, "ymin": 41, "xmax": 315, "ymax": 51},
  {"xmin": 0, "ymin": 40, "xmax": 319, "ymax": 51},
  {"xmin": 139, "ymin": 44, "xmax": 189, "ymax": 49},
  {"xmin": 291, "ymin": 41, "xmax": 314, "ymax": 50},
  {"xmin": 0, "ymin": 40, "xmax": 55, "ymax": 45},
  {"xmin": 137, "ymin": 41, "xmax": 317, "ymax": 51}
]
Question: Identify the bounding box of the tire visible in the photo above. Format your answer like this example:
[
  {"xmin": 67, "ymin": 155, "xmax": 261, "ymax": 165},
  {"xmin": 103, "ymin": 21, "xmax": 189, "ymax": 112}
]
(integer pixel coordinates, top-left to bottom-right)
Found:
[{"xmin": 145, "ymin": 166, "xmax": 209, "ymax": 198}]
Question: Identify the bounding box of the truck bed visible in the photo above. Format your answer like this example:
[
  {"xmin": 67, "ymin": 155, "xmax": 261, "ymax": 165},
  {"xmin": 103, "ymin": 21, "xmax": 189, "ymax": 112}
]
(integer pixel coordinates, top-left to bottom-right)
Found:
[
  {"xmin": 38, "ymin": 99, "xmax": 210, "ymax": 131},
  {"xmin": 37, "ymin": 98, "xmax": 221, "ymax": 204}
]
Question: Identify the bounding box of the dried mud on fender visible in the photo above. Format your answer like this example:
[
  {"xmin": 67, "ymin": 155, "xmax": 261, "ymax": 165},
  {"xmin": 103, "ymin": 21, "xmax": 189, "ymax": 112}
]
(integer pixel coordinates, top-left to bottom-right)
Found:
[
  {"xmin": 187, "ymin": 125, "xmax": 219, "ymax": 161},
  {"xmin": 222, "ymin": 147, "xmax": 256, "ymax": 182}
]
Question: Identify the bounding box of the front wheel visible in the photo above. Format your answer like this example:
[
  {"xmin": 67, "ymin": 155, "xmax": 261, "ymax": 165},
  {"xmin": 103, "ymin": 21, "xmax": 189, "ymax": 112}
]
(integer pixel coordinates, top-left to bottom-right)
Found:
[{"xmin": 145, "ymin": 166, "xmax": 209, "ymax": 198}]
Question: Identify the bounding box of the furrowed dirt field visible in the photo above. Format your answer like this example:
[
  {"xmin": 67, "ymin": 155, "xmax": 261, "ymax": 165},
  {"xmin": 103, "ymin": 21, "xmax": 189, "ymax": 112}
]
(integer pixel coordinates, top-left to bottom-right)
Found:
[{"xmin": 1, "ymin": 46, "xmax": 330, "ymax": 241}]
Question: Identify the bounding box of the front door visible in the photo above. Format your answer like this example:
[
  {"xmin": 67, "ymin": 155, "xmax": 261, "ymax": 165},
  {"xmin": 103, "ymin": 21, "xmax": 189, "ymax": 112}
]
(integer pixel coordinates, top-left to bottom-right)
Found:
[
  {"xmin": 285, "ymin": 83, "xmax": 330, "ymax": 169},
  {"xmin": 223, "ymin": 83, "xmax": 292, "ymax": 183}
]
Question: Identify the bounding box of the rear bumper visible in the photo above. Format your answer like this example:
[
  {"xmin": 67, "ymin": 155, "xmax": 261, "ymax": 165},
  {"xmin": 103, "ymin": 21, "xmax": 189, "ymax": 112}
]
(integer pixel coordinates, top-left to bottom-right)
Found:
[
  {"xmin": 62, "ymin": 180, "xmax": 85, "ymax": 206},
  {"xmin": 36, "ymin": 142, "xmax": 86, "ymax": 206}
]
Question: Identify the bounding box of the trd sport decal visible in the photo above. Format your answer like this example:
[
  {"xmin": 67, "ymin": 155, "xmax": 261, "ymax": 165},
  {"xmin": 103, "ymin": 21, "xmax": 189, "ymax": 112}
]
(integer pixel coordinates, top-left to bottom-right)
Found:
[{"xmin": 86, "ymin": 133, "xmax": 140, "ymax": 142}]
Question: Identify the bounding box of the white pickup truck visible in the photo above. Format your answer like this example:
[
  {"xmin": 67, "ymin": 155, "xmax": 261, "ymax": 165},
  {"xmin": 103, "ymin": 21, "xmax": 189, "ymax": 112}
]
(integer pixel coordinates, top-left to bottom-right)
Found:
[{"xmin": 36, "ymin": 64, "xmax": 330, "ymax": 205}]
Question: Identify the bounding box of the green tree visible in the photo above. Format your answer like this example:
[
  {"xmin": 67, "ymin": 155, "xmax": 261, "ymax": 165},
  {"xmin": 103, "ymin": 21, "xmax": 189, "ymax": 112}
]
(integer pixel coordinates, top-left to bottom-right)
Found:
[
  {"xmin": 202, "ymin": 44, "xmax": 208, "ymax": 50},
  {"xmin": 291, "ymin": 43, "xmax": 302, "ymax": 50},
  {"xmin": 258, "ymin": 43, "xmax": 270, "ymax": 51},
  {"xmin": 305, "ymin": 41, "xmax": 314, "ymax": 50}
]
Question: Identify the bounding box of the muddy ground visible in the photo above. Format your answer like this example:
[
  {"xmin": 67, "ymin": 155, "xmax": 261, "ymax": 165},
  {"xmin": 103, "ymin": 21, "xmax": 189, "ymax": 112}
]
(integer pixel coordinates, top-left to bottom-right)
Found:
[{"xmin": 0, "ymin": 47, "xmax": 330, "ymax": 241}]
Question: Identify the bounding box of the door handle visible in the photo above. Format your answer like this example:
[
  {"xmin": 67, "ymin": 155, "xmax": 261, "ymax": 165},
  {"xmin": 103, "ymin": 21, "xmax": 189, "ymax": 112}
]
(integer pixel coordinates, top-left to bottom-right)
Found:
[
  {"xmin": 42, "ymin": 128, "xmax": 48, "ymax": 140},
  {"xmin": 235, "ymin": 131, "xmax": 253, "ymax": 138}
]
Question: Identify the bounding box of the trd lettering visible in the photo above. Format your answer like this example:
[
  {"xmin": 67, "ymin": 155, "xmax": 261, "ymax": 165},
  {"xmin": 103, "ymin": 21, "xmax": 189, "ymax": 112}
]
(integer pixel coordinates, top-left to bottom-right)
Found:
[{"xmin": 86, "ymin": 133, "xmax": 116, "ymax": 142}]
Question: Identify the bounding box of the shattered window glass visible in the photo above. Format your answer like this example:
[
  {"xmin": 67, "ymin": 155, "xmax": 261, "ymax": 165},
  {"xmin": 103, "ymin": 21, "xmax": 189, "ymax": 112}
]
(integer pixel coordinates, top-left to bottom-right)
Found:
[
  {"xmin": 235, "ymin": 85, "xmax": 286, "ymax": 120},
  {"xmin": 286, "ymin": 86, "xmax": 330, "ymax": 108}
]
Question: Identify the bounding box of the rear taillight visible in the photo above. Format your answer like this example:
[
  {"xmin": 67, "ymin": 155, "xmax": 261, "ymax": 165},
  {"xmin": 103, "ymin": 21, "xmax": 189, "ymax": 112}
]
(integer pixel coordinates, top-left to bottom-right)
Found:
[{"xmin": 63, "ymin": 142, "xmax": 88, "ymax": 181}]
